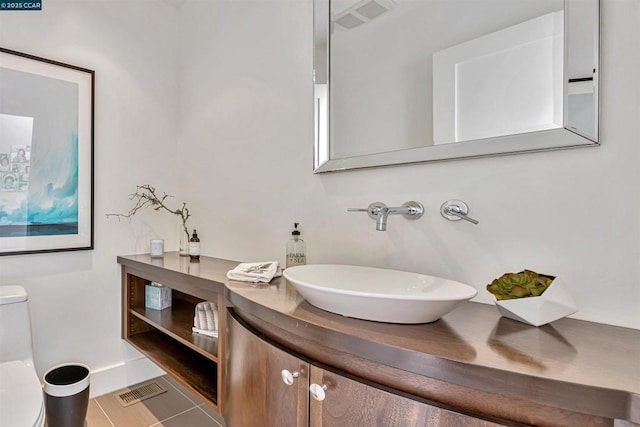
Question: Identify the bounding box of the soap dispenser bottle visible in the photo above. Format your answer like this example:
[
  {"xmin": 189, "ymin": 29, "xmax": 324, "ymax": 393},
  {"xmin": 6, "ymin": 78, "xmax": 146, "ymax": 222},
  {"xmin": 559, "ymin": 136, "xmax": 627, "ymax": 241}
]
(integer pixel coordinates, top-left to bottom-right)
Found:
[
  {"xmin": 189, "ymin": 229, "xmax": 200, "ymax": 261},
  {"xmin": 286, "ymin": 222, "xmax": 306, "ymax": 268}
]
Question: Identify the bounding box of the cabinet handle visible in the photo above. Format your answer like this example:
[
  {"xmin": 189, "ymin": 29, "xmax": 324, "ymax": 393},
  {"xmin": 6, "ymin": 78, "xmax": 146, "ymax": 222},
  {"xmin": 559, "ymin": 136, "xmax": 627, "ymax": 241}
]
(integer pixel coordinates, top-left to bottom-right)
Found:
[
  {"xmin": 281, "ymin": 369, "xmax": 300, "ymax": 386},
  {"xmin": 309, "ymin": 383, "xmax": 327, "ymax": 401}
]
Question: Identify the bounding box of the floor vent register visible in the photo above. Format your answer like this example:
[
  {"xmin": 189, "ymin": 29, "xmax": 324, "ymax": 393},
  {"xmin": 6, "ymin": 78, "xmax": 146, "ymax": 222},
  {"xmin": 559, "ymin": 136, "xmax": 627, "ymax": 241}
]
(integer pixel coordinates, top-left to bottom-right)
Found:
[{"xmin": 115, "ymin": 381, "xmax": 168, "ymax": 407}]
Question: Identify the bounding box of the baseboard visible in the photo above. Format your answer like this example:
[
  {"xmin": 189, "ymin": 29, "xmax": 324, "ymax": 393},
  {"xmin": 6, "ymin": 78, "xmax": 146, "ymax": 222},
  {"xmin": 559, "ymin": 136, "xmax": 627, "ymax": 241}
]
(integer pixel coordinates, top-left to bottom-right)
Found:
[{"xmin": 89, "ymin": 357, "xmax": 166, "ymax": 398}]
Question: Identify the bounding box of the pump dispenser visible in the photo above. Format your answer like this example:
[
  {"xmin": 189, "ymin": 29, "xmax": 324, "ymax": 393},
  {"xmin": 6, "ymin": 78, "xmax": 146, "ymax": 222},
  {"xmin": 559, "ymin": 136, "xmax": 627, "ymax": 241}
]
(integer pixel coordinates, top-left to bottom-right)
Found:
[
  {"xmin": 189, "ymin": 229, "xmax": 200, "ymax": 261},
  {"xmin": 286, "ymin": 222, "xmax": 306, "ymax": 268}
]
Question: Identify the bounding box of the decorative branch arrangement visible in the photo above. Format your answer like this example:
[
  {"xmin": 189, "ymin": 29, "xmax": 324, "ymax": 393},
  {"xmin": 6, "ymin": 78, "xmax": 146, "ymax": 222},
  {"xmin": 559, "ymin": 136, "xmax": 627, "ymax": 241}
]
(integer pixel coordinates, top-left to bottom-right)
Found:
[{"xmin": 106, "ymin": 185, "xmax": 191, "ymax": 242}]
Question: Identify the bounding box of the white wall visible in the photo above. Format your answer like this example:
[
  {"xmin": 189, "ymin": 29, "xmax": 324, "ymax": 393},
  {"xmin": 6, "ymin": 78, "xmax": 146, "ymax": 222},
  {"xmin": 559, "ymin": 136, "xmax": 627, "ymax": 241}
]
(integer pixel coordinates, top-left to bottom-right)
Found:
[
  {"xmin": 179, "ymin": 0, "xmax": 640, "ymax": 330},
  {"xmin": 0, "ymin": 1, "xmax": 181, "ymax": 394}
]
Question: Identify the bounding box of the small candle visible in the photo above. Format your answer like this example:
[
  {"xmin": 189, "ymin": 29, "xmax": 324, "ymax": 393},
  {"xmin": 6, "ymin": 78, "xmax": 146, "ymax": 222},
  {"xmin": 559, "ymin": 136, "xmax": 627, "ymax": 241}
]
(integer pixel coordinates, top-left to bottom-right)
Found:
[{"xmin": 150, "ymin": 239, "xmax": 164, "ymax": 258}]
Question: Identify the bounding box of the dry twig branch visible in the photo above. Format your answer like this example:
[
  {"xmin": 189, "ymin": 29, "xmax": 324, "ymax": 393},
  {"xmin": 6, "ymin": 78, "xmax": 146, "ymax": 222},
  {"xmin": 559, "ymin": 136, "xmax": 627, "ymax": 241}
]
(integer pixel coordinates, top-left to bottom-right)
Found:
[{"xmin": 106, "ymin": 185, "xmax": 191, "ymax": 238}]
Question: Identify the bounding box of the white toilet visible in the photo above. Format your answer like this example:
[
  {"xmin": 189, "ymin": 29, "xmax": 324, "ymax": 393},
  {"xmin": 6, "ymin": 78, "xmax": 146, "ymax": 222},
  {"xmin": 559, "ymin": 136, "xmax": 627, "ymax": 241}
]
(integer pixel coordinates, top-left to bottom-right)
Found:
[{"xmin": 0, "ymin": 285, "xmax": 45, "ymax": 427}]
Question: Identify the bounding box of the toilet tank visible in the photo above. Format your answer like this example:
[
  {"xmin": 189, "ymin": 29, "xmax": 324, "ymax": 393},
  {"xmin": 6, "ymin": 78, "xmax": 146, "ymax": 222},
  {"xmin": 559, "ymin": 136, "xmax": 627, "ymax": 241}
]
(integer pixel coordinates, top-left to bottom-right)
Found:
[{"xmin": 0, "ymin": 286, "xmax": 35, "ymax": 364}]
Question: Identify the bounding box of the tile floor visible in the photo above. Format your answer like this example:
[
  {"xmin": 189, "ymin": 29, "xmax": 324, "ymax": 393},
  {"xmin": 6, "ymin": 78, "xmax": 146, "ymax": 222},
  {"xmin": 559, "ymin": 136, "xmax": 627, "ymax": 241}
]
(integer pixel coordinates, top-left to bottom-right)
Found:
[{"xmin": 86, "ymin": 375, "xmax": 225, "ymax": 427}]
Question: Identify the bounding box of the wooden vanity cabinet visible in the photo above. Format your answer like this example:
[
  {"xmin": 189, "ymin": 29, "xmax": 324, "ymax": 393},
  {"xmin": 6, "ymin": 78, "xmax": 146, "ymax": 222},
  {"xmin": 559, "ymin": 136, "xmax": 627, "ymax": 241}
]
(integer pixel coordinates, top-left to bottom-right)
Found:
[
  {"xmin": 118, "ymin": 255, "xmax": 637, "ymax": 425},
  {"xmin": 308, "ymin": 368, "xmax": 508, "ymax": 427},
  {"xmin": 225, "ymin": 309, "xmax": 508, "ymax": 427},
  {"xmin": 119, "ymin": 255, "xmax": 229, "ymax": 411},
  {"xmin": 225, "ymin": 308, "xmax": 309, "ymax": 427}
]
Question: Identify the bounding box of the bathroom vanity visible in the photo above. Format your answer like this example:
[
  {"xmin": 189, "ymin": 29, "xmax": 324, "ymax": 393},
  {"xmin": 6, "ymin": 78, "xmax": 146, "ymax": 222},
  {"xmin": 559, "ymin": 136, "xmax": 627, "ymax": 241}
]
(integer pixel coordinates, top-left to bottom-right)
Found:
[
  {"xmin": 119, "ymin": 254, "xmax": 236, "ymax": 411},
  {"xmin": 118, "ymin": 253, "xmax": 640, "ymax": 426}
]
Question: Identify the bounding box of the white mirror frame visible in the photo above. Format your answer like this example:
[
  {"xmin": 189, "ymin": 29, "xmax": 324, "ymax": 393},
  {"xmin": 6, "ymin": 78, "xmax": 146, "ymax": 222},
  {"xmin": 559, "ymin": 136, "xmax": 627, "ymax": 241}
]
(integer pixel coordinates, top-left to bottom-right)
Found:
[{"xmin": 313, "ymin": 0, "xmax": 600, "ymax": 173}]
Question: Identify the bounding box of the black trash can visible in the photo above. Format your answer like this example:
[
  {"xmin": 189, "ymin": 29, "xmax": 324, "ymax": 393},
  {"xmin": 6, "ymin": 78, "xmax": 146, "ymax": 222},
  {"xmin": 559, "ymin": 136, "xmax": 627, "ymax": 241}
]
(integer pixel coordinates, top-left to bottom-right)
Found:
[{"xmin": 43, "ymin": 363, "xmax": 90, "ymax": 427}]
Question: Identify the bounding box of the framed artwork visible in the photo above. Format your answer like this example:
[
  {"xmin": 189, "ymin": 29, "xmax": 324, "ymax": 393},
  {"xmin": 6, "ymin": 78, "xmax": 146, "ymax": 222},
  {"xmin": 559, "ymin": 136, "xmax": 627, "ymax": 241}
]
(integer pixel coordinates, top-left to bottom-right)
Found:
[{"xmin": 0, "ymin": 47, "xmax": 94, "ymax": 255}]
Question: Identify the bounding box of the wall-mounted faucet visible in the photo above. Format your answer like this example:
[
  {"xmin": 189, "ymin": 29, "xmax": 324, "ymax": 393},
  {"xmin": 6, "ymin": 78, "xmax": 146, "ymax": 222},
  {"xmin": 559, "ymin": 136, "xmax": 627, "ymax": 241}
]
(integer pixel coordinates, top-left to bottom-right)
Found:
[
  {"xmin": 348, "ymin": 201, "xmax": 424, "ymax": 231},
  {"xmin": 440, "ymin": 200, "xmax": 478, "ymax": 224}
]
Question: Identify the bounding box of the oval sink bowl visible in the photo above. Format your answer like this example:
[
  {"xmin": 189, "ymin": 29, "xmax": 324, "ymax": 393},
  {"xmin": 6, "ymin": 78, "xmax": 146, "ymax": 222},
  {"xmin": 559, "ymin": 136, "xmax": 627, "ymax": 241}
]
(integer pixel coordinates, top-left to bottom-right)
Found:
[{"xmin": 283, "ymin": 265, "xmax": 477, "ymax": 324}]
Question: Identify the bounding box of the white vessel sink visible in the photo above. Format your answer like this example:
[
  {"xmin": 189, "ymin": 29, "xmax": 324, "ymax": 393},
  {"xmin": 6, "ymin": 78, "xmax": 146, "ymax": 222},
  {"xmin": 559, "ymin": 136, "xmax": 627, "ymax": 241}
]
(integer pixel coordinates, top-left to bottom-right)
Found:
[{"xmin": 283, "ymin": 265, "xmax": 477, "ymax": 324}]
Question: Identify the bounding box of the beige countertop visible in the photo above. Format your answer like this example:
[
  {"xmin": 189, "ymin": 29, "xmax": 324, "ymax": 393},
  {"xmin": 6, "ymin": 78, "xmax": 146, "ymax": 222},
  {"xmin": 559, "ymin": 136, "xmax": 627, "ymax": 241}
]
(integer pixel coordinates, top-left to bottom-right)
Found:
[{"xmin": 118, "ymin": 253, "xmax": 640, "ymax": 423}]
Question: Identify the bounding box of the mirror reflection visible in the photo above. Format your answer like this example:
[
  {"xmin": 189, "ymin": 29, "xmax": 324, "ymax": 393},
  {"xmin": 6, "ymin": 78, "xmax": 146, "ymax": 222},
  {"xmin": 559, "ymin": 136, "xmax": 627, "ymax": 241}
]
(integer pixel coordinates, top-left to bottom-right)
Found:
[{"xmin": 314, "ymin": 0, "xmax": 599, "ymax": 172}]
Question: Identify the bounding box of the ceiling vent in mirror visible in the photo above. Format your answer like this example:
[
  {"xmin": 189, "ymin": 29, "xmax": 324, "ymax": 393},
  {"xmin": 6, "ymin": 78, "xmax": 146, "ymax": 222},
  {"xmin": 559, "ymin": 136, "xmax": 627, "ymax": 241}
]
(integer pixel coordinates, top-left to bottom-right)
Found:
[{"xmin": 333, "ymin": 0, "xmax": 397, "ymax": 31}]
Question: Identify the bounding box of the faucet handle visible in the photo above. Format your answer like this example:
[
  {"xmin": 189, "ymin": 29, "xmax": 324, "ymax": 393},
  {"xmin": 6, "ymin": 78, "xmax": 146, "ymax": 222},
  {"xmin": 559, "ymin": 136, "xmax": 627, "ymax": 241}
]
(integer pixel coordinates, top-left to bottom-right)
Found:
[
  {"xmin": 440, "ymin": 200, "xmax": 479, "ymax": 224},
  {"xmin": 400, "ymin": 201, "xmax": 425, "ymax": 219}
]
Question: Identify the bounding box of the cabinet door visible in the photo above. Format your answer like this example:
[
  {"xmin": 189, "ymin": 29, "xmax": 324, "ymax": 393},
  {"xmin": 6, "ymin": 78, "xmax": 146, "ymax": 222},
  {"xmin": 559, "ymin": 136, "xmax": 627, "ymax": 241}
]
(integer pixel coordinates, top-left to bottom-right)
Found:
[
  {"xmin": 224, "ymin": 310, "xmax": 308, "ymax": 427},
  {"xmin": 309, "ymin": 367, "xmax": 506, "ymax": 427}
]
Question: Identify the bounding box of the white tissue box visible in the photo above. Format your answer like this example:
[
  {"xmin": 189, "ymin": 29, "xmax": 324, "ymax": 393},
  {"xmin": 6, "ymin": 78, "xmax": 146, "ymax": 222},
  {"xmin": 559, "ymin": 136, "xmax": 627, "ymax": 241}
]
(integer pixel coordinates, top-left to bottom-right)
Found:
[{"xmin": 145, "ymin": 283, "xmax": 172, "ymax": 310}]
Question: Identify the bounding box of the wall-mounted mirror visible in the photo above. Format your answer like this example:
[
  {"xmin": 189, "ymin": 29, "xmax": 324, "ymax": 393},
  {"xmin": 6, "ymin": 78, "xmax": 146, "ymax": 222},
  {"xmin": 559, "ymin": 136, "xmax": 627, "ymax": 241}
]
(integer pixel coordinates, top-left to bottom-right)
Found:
[{"xmin": 313, "ymin": 0, "xmax": 599, "ymax": 173}]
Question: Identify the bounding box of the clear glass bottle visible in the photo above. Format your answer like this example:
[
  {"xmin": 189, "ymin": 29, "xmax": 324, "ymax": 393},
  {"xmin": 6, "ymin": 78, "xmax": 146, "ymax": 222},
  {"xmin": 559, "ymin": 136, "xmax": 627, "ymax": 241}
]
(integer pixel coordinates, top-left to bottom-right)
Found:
[
  {"xmin": 286, "ymin": 222, "xmax": 306, "ymax": 268},
  {"xmin": 179, "ymin": 223, "xmax": 189, "ymax": 257}
]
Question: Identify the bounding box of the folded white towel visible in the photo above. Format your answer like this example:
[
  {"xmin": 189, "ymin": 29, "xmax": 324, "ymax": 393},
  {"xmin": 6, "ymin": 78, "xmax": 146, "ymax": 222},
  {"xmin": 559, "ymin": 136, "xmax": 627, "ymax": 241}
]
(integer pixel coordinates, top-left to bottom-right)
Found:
[{"xmin": 226, "ymin": 261, "xmax": 282, "ymax": 283}]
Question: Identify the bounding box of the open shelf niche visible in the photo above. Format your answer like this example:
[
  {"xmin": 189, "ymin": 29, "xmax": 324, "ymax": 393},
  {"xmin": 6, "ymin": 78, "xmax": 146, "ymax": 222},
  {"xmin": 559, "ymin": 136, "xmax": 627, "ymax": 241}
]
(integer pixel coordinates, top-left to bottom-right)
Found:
[{"xmin": 123, "ymin": 268, "xmax": 222, "ymax": 408}]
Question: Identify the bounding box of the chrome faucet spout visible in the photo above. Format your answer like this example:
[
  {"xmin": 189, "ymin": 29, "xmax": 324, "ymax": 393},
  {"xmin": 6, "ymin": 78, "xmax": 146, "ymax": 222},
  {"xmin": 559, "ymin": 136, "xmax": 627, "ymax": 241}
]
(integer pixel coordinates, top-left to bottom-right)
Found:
[
  {"xmin": 376, "ymin": 207, "xmax": 389, "ymax": 231},
  {"xmin": 348, "ymin": 201, "xmax": 424, "ymax": 231}
]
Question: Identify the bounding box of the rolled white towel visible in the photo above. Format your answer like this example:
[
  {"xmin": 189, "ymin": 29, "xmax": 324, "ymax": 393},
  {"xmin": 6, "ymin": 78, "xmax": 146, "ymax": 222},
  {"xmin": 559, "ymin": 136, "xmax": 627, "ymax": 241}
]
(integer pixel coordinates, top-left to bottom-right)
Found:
[
  {"xmin": 194, "ymin": 301, "xmax": 219, "ymax": 332},
  {"xmin": 204, "ymin": 302, "xmax": 216, "ymax": 331},
  {"xmin": 195, "ymin": 303, "xmax": 208, "ymax": 330},
  {"xmin": 227, "ymin": 262, "xmax": 282, "ymax": 283}
]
